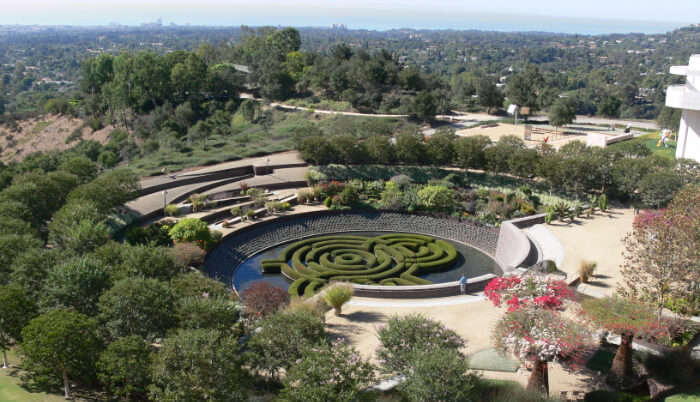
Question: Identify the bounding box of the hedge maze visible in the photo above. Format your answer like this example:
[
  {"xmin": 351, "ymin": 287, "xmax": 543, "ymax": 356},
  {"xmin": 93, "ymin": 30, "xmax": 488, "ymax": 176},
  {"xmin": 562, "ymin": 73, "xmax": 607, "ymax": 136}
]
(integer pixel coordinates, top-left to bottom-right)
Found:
[{"xmin": 260, "ymin": 234, "xmax": 460, "ymax": 297}]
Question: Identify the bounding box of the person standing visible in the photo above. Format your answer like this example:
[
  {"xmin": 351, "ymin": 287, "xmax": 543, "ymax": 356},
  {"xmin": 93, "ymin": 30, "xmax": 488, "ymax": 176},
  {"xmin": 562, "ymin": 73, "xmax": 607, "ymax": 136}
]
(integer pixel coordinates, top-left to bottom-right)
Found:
[{"xmin": 459, "ymin": 275, "xmax": 467, "ymax": 295}]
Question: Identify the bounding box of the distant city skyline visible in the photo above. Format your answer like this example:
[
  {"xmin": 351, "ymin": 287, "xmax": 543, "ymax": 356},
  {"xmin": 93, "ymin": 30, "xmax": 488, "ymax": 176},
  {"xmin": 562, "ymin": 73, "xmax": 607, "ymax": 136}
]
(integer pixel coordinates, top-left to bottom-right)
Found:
[{"xmin": 2, "ymin": 0, "xmax": 697, "ymax": 35}]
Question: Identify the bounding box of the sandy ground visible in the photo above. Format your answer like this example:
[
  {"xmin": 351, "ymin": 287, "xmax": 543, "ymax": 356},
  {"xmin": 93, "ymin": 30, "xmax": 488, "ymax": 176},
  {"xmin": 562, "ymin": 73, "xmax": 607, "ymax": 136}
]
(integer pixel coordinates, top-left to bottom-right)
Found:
[
  {"xmin": 325, "ymin": 296, "xmax": 604, "ymax": 397},
  {"xmin": 546, "ymin": 208, "xmax": 635, "ymax": 297},
  {"xmin": 0, "ymin": 115, "xmax": 113, "ymax": 162}
]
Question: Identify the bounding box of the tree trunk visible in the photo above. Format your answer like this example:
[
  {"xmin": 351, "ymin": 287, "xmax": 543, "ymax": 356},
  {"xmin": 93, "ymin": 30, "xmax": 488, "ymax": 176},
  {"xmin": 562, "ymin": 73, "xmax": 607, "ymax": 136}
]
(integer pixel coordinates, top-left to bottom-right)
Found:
[
  {"xmin": 610, "ymin": 332, "xmax": 634, "ymax": 380},
  {"xmin": 527, "ymin": 359, "xmax": 549, "ymax": 395},
  {"xmin": 2, "ymin": 349, "xmax": 8, "ymax": 369},
  {"xmin": 334, "ymin": 306, "xmax": 342, "ymax": 316},
  {"xmin": 63, "ymin": 369, "xmax": 71, "ymax": 400}
]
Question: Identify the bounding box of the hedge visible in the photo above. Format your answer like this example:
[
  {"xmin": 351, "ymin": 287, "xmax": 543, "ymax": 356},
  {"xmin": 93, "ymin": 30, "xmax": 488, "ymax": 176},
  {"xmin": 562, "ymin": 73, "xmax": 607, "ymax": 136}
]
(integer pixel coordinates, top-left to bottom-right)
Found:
[{"xmin": 261, "ymin": 233, "xmax": 460, "ymax": 297}]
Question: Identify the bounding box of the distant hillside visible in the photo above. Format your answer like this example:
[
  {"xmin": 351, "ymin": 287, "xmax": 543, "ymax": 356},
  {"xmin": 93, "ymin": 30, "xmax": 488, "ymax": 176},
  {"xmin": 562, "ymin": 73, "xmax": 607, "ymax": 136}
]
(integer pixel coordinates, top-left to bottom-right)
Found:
[{"xmin": 0, "ymin": 115, "xmax": 113, "ymax": 163}]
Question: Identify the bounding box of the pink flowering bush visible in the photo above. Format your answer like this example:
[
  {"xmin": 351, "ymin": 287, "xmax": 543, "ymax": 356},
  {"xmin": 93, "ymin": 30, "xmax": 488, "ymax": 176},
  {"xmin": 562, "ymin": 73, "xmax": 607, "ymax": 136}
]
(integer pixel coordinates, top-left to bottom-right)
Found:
[
  {"xmin": 484, "ymin": 274, "xmax": 574, "ymax": 311},
  {"xmin": 376, "ymin": 313, "xmax": 465, "ymax": 373}
]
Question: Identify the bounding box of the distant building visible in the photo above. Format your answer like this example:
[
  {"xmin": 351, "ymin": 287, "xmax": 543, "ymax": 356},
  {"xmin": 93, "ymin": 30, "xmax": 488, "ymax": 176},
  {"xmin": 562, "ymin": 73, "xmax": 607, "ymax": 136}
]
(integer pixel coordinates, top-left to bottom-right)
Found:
[{"xmin": 665, "ymin": 55, "xmax": 700, "ymax": 162}]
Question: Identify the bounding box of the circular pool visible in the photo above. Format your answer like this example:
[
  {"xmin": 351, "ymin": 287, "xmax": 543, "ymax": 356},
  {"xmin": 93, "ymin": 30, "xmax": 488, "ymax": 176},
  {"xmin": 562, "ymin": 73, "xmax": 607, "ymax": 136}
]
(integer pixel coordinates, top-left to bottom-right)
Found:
[{"xmin": 231, "ymin": 231, "xmax": 502, "ymax": 295}]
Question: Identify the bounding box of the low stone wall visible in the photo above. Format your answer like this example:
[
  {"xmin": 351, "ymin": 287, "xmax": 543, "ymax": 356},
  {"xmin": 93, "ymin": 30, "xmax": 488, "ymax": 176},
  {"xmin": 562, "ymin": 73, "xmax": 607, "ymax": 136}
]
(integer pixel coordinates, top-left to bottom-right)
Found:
[
  {"xmin": 353, "ymin": 273, "xmax": 497, "ymax": 298},
  {"xmin": 204, "ymin": 210, "xmax": 501, "ymax": 296}
]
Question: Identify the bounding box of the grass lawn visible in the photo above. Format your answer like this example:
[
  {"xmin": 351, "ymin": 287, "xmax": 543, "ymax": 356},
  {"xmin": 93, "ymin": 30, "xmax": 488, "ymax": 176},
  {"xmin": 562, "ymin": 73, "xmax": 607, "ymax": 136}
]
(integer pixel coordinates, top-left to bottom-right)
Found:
[
  {"xmin": 0, "ymin": 348, "xmax": 67, "ymax": 402},
  {"xmin": 665, "ymin": 388, "xmax": 700, "ymax": 401},
  {"xmin": 609, "ymin": 132, "xmax": 677, "ymax": 160}
]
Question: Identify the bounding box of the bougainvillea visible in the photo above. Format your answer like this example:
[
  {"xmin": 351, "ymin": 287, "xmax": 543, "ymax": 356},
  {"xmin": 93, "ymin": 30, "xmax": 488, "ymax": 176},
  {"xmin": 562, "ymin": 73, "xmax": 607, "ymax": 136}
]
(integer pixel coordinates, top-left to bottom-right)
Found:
[
  {"xmin": 484, "ymin": 274, "xmax": 574, "ymax": 311},
  {"xmin": 493, "ymin": 306, "xmax": 587, "ymax": 394}
]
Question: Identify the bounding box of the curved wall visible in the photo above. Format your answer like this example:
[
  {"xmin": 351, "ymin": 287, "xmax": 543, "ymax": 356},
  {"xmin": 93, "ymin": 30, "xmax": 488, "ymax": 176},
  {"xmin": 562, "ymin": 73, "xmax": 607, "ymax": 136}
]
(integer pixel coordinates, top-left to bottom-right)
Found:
[{"xmin": 204, "ymin": 210, "xmax": 502, "ymax": 297}]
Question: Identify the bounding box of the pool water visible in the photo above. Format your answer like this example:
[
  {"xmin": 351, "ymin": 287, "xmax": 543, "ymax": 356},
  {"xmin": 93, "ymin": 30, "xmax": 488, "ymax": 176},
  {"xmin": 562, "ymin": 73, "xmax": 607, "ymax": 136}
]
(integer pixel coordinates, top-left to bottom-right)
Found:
[{"xmin": 231, "ymin": 232, "xmax": 502, "ymax": 294}]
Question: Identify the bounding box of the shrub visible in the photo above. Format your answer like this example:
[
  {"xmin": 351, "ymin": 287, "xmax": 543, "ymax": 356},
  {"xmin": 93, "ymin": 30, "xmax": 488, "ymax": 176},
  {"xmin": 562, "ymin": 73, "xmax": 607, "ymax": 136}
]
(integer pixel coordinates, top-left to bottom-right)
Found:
[
  {"xmin": 176, "ymin": 297, "xmax": 242, "ymax": 332},
  {"xmin": 168, "ymin": 218, "xmax": 212, "ymax": 249},
  {"xmin": 281, "ymin": 202, "xmax": 291, "ymax": 211},
  {"xmin": 230, "ymin": 206, "xmax": 241, "ymax": 217},
  {"xmin": 323, "ymin": 196, "xmax": 332, "ymax": 207},
  {"xmin": 246, "ymin": 209, "xmax": 256, "ymax": 220},
  {"xmin": 241, "ymin": 282, "xmax": 289, "ymax": 317},
  {"xmin": 397, "ymin": 347, "xmax": 478, "ymax": 402},
  {"xmin": 164, "ymin": 204, "xmax": 180, "ymax": 217},
  {"xmin": 188, "ymin": 193, "xmax": 207, "ymax": 212},
  {"xmin": 323, "ymin": 283, "xmax": 354, "ymax": 315},
  {"xmin": 484, "ymin": 274, "xmax": 574, "ymax": 311},
  {"xmin": 297, "ymin": 190, "xmax": 312, "ymax": 204},
  {"xmin": 598, "ymin": 194, "xmax": 608, "ymax": 212},
  {"xmin": 376, "ymin": 314, "xmax": 465, "ymax": 374},
  {"xmin": 281, "ymin": 340, "xmax": 376, "ymax": 402},
  {"xmin": 245, "ymin": 310, "xmax": 326, "ymax": 379},
  {"xmin": 170, "ymin": 271, "xmax": 230, "ymax": 300},
  {"xmin": 579, "ymin": 261, "xmax": 597, "ymax": 283},
  {"xmin": 239, "ymin": 181, "xmax": 248, "ymax": 193},
  {"xmin": 125, "ymin": 221, "xmax": 174, "ymax": 247},
  {"xmin": 170, "ymin": 242, "xmax": 206, "ymax": 268}
]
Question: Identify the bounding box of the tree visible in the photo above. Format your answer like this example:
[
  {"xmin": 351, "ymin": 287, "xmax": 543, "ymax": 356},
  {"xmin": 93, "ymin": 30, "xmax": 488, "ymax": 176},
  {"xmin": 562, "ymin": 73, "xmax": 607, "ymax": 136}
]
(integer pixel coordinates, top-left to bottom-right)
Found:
[
  {"xmin": 493, "ymin": 307, "xmax": 585, "ymax": 395},
  {"xmin": 598, "ymin": 96, "xmax": 622, "ymax": 118},
  {"xmin": 97, "ymin": 336, "xmax": 152, "ymax": 401},
  {"xmin": 478, "ymin": 77, "xmax": 504, "ymax": 114},
  {"xmin": 281, "ymin": 340, "xmax": 376, "ymax": 402},
  {"xmin": 9, "ymin": 248, "xmax": 64, "ymax": 298},
  {"xmin": 20, "ymin": 310, "xmax": 102, "ymax": 399},
  {"xmin": 150, "ymin": 329, "xmax": 247, "ymax": 402},
  {"xmin": 549, "ymin": 97, "xmax": 576, "ymax": 131},
  {"xmin": 66, "ymin": 169, "xmax": 140, "ymax": 213},
  {"xmin": 42, "ymin": 256, "xmax": 111, "ymax": 316},
  {"xmin": 168, "ymin": 218, "xmax": 212, "ymax": 248},
  {"xmin": 170, "ymin": 271, "xmax": 230, "ymax": 300},
  {"xmin": 397, "ymin": 347, "xmax": 478, "ymax": 402},
  {"xmin": 454, "ymin": 135, "xmax": 491, "ymax": 170},
  {"xmin": 176, "ymin": 297, "xmax": 242, "ymax": 332},
  {"xmin": 298, "ymin": 136, "xmax": 337, "ymax": 165},
  {"xmin": 425, "ymin": 128, "xmax": 456, "ymax": 166},
  {"xmin": 58, "ymin": 156, "xmax": 99, "ymax": 184},
  {"xmin": 657, "ymin": 106, "xmax": 682, "ymax": 133},
  {"xmin": 394, "ymin": 131, "xmax": 426, "ymax": 165},
  {"xmin": 0, "ymin": 234, "xmax": 43, "ymax": 284},
  {"xmin": 637, "ymin": 170, "xmax": 683, "ymax": 209},
  {"xmin": 376, "ymin": 314, "xmax": 465, "ymax": 374},
  {"xmin": 619, "ymin": 185, "xmax": 699, "ymax": 318},
  {"xmin": 0, "ymin": 285, "xmax": 37, "ymax": 368},
  {"xmin": 245, "ymin": 310, "xmax": 326, "ymax": 380},
  {"xmin": 365, "ymin": 135, "xmax": 396, "ymax": 164},
  {"xmin": 241, "ymin": 282, "xmax": 289, "ymax": 317},
  {"xmin": 98, "ymin": 278, "xmax": 177, "ymax": 341},
  {"xmin": 410, "ymin": 91, "xmax": 438, "ymax": 122},
  {"xmin": 507, "ymin": 64, "xmax": 544, "ymax": 112},
  {"xmin": 111, "ymin": 244, "xmax": 183, "ymax": 281},
  {"xmin": 581, "ymin": 297, "xmax": 664, "ymax": 382}
]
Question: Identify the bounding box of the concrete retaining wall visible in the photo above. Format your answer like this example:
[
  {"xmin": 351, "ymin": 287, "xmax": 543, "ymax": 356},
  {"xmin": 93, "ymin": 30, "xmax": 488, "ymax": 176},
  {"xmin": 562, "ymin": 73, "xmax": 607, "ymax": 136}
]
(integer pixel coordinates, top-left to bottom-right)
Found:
[{"xmin": 494, "ymin": 214, "xmax": 544, "ymax": 272}]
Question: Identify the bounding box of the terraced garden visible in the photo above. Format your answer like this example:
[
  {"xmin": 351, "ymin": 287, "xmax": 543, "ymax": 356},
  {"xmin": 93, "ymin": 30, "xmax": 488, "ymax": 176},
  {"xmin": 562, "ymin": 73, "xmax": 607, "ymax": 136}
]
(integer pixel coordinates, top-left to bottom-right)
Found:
[{"xmin": 260, "ymin": 234, "xmax": 459, "ymax": 297}]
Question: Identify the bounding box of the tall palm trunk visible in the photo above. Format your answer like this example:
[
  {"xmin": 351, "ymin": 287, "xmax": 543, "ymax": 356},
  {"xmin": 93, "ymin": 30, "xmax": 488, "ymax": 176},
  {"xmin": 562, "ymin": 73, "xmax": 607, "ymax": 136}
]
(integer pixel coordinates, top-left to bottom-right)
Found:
[{"xmin": 527, "ymin": 359, "xmax": 549, "ymax": 395}]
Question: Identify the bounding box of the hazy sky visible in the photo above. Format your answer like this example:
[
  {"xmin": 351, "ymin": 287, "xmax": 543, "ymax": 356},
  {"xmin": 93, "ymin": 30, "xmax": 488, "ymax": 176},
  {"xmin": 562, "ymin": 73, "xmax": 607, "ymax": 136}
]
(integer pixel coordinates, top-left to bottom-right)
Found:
[{"xmin": 1, "ymin": 0, "xmax": 697, "ymax": 33}]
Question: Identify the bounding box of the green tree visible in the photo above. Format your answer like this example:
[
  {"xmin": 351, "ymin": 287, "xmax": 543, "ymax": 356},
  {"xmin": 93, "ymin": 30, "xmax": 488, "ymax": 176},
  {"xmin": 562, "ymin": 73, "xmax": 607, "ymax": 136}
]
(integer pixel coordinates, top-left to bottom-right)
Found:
[
  {"xmin": 20, "ymin": 310, "xmax": 102, "ymax": 399},
  {"xmin": 426, "ymin": 128, "xmax": 456, "ymax": 166},
  {"xmin": 455, "ymin": 135, "xmax": 491, "ymax": 170},
  {"xmin": 9, "ymin": 248, "xmax": 64, "ymax": 298},
  {"xmin": 549, "ymin": 97, "xmax": 576, "ymax": 131},
  {"xmin": 57, "ymin": 156, "xmax": 99, "ymax": 184},
  {"xmin": 98, "ymin": 278, "xmax": 177, "ymax": 341},
  {"xmin": 170, "ymin": 271, "xmax": 230, "ymax": 300},
  {"xmin": 411, "ymin": 91, "xmax": 438, "ymax": 122},
  {"xmin": 176, "ymin": 297, "xmax": 242, "ymax": 332},
  {"xmin": 598, "ymin": 96, "xmax": 622, "ymax": 118},
  {"xmin": 0, "ymin": 284, "xmax": 37, "ymax": 368},
  {"xmin": 0, "ymin": 234, "xmax": 43, "ymax": 285},
  {"xmin": 111, "ymin": 244, "xmax": 183, "ymax": 281},
  {"xmin": 397, "ymin": 347, "xmax": 478, "ymax": 402},
  {"xmin": 42, "ymin": 256, "xmax": 111, "ymax": 316},
  {"xmin": 364, "ymin": 135, "xmax": 396, "ymax": 164},
  {"xmin": 657, "ymin": 106, "xmax": 682, "ymax": 133},
  {"xmin": 376, "ymin": 314, "xmax": 465, "ymax": 374},
  {"xmin": 478, "ymin": 77, "xmax": 504, "ymax": 114},
  {"xmin": 97, "ymin": 335, "xmax": 153, "ymax": 401},
  {"xmin": 150, "ymin": 329, "xmax": 247, "ymax": 402},
  {"xmin": 637, "ymin": 170, "xmax": 683, "ymax": 209},
  {"xmin": 245, "ymin": 310, "xmax": 326, "ymax": 380},
  {"xmin": 507, "ymin": 64, "xmax": 544, "ymax": 112},
  {"xmin": 66, "ymin": 169, "xmax": 139, "ymax": 213},
  {"xmin": 168, "ymin": 217, "xmax": 212, "ymax": 247},
  {"xmin": 281, "ymin": 341, "xmax": 376, "ymax": 402},
  {"xmin": 394, "ymin": 131, "xmax": 426, "ymax": 165}
]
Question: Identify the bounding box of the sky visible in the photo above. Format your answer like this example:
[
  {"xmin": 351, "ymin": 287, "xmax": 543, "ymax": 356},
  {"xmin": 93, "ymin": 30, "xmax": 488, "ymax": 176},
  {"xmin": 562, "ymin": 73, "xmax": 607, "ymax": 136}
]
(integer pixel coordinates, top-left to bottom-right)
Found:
[{"xmin": 1, "ymin": 0, "xmax": 697, "ymax": 34}]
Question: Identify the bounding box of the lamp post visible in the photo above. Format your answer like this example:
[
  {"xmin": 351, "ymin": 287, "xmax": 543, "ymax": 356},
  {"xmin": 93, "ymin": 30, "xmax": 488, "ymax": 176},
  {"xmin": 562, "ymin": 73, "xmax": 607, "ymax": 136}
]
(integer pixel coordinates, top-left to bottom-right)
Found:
[{"xmin": 163, "ymin": 190, "xmax": 168, "ymax": 210}]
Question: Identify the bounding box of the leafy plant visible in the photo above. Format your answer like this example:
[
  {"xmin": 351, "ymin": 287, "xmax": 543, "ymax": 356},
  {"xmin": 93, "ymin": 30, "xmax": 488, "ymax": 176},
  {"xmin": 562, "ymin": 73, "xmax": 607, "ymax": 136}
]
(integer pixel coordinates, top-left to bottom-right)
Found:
[
  {"xmin": 164, "ymin": 203, "xmax": 180, "ymax": 217},
  {"xmin": 323, "ymin": 283, "xmax": 354, "ymax": 315},
  {"xmin": 578, "ymin": 261, "xmax": 597, "ymax": 283}
]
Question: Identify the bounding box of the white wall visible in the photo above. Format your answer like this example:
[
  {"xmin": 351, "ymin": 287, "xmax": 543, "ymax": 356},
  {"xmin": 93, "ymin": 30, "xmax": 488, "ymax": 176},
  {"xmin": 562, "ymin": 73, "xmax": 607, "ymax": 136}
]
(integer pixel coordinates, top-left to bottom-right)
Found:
[{"xmin": 677, "ymin": 109, "xmax": 700, "ymax": 162}]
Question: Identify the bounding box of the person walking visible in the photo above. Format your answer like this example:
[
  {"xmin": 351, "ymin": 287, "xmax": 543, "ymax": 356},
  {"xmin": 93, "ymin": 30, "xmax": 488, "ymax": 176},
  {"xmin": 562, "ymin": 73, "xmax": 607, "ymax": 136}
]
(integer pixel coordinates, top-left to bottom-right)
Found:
[{"xmin": 459, "ymin": 275, "xmax": 467, "ymax": 295}]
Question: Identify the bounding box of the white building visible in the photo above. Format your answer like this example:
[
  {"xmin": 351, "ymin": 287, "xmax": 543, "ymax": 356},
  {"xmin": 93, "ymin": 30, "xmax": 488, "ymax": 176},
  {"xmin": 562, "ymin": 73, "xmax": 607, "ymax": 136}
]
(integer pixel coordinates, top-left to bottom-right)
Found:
[{"xmin": 665, "ymin": 55, "xmax": 700, "ymax": 162}]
